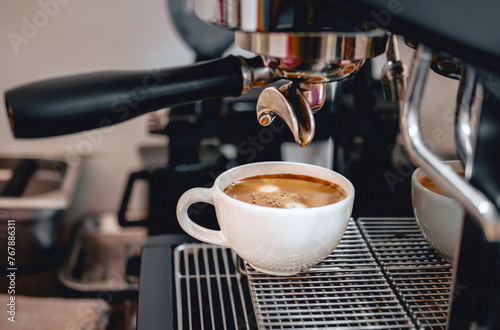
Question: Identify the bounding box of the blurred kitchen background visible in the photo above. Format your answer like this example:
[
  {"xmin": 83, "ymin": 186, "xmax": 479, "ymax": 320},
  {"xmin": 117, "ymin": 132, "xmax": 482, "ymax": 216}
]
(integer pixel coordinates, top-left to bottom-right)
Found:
[
  {"xmin": 0, "ymin": 0, "xmax": 459, "ymax": 224},
  {"xmin": 0, "ymin": 0, "xmax": 459, "ymax": 329}
]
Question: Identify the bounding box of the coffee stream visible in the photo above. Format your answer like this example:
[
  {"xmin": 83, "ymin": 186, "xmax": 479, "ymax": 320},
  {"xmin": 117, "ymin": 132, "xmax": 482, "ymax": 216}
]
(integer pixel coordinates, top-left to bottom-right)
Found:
[{"xmin": 223, "ymin": 174, "xmax": 347, "ymax": 208}]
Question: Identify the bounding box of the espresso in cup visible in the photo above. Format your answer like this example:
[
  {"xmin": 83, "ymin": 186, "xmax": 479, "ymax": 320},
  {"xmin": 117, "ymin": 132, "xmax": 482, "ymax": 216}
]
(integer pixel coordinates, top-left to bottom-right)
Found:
[
  {"xmin": 418, "ymin": 171, "xmax": 465, "ymax": 197},
  {"xmin": 177, "ymin": 161, "xmax": 354, "ymax": 276},
  {"xmin": 412, "ymin": 160, "xmax": 464, "ymax": 263},
  {"xmin": 223, "ymin": 174, "xmax": 347, "ymax": 209}
]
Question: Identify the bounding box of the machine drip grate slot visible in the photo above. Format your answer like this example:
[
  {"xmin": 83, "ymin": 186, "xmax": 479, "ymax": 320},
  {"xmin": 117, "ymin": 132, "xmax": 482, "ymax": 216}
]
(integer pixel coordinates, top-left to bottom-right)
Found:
[
  {"xmin": 357, "ymin": 218, "xmax": 453, "ymax": 330},
  {"xmin": 245, "ymin": 220, "xmax": 414, "ymax": 329}
]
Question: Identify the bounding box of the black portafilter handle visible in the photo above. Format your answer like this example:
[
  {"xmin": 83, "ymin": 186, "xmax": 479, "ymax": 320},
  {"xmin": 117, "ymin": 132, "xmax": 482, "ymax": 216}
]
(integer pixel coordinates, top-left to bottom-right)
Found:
[{"xmin": 4, "ymin": 55, "xmax": 245, "ymax": 138}]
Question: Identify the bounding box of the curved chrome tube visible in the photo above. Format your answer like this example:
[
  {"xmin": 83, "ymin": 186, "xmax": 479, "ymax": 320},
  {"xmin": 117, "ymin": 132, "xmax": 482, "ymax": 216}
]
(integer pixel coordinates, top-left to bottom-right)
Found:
[
  {"xmin": 400, "ymin": 45, "xmax": 500, "ymax": 242},
  {"xmin": 455, "ymin": 67, "xmax": 482, "ymax": 173}
]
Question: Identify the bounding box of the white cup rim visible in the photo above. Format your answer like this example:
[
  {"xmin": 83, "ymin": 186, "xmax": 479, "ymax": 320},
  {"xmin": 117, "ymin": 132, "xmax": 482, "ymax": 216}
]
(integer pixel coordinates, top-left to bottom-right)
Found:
[
  {"xmin": 213, "ymin": 161, "xmax": 355, "ymax": 213},
  {"xmin": 412, "ymin": 160, "xmax": 463, "ymax": 201}
]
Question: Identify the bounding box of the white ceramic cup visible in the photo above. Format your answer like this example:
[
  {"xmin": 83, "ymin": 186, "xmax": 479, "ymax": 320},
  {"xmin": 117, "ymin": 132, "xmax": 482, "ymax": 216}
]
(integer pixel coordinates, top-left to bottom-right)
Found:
[
  {"xmin": 176, "ymin": 161, "xmax": 354, "ymax": 276},
  {"xmin": 411, "ymin": 160, "xmax": 464, "ymax": 263}
]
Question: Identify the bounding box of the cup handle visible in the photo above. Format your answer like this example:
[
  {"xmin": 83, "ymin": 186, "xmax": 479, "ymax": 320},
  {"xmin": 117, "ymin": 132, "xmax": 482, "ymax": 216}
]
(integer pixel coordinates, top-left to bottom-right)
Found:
[{"xmin": 176, "ymin": 187, "xmax": 228, "ymax": 247}]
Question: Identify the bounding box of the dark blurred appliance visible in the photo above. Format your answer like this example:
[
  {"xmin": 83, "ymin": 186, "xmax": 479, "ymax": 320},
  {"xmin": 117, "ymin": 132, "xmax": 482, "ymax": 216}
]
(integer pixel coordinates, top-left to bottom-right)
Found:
[{"xmin": 4, "ymin": 0, "xmax": 500, "ymax": 329}]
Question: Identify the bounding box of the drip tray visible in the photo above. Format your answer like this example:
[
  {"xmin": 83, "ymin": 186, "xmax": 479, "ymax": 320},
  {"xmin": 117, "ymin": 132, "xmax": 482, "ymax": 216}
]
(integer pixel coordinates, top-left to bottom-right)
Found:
[
  {"xmin": 173, "ymin": 218, "xmax": 452, "ymax": 329},
  {"xmin": 174, "ymin": 244, "xmax": 256, "ymax": 329},
  {"xmin": 357, "ymin": 218, "xmax": 452, "ymax": 329}
]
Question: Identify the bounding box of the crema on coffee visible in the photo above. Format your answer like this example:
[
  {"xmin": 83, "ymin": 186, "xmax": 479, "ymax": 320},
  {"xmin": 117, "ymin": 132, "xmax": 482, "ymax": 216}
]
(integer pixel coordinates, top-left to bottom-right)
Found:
[
  {"xmin": 223, "ymin": 173, "xmax": 347, "ymax": 208},
  {"xmin": 419, "ymin": 172, "xmax": 465, "ymax": 197}
]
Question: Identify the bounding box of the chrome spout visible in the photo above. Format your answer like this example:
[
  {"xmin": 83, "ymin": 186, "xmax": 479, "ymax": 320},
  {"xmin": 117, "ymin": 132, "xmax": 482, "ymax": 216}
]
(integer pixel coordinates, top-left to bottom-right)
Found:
[
  {"xmin": 382, "ymin": 35, "xmax": 407, "ymax": 103},
  {"xmin": 256, "ymin": 82, "xmax": 318, "ymax": 147}
]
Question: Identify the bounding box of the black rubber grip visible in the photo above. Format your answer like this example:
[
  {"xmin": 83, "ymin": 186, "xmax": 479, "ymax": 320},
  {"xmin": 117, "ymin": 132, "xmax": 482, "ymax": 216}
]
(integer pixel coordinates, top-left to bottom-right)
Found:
[{"xmin": 4, "ymin": 56, "xmax": 243, "ymax": 138}]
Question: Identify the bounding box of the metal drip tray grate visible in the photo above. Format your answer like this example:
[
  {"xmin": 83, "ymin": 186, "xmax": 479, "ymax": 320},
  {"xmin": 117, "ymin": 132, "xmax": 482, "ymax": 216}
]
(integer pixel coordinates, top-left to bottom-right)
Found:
[
  {"xmin": 173, "ymin": 218, "xmax": 453, "ymax": 329},
  {"xmin": 174, "ymin": 244, "xmax": 256, "ymax": 329},
  {"xmin": 357, "ymin": 218, "xmax": 453, "ymax": 329},
  {"xmin": 246, "ymin": 220, "xmax": 414, "ymax": 329}
]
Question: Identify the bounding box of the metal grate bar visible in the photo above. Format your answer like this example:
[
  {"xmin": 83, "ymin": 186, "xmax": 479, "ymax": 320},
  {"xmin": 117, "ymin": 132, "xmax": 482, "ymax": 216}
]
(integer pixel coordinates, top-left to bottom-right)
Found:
[
  {"xmin": 221, "ymin": 248, "xmax": 239, "ymax": 329},
  {"xmin": 246, "ymin": 220, "xmax": 415, "ymax": 329},
  {"xmin": 174, "ymin": 244, "xmax": 256, "ymax": 329},
  {"xmin": 259, "ymin": 318, "xmax": 414, "ymax": 327},
  {"xmin": 211, "ymin": 246, "xmax": 229, "ymax": 329},
  {"xmin": 253, "ymin": 283, "xmax": 392, "ymax": 291},
  {"xmin": 260, "ymin": 305, "xmax": 407, "ymax": 313},
  {"xmin": 201, "ymin": 247, "xmax": 216, "ymax": 329},
  {"xmin": 358, "ymin": 218, "xmax": 453, "ymax": 330}
]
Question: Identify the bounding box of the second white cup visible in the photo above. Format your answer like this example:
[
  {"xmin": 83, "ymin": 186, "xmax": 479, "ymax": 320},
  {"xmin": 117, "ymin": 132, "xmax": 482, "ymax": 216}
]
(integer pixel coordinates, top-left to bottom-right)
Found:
[{"xmin": 412, "ymin": 160, "xmax": 465, "ymax": 263}]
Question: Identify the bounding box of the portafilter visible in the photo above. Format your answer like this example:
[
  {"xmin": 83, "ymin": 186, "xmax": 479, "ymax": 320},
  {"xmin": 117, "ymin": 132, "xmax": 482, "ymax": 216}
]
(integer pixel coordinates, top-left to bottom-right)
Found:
[{"xmin": 4, "ymin": 28, "xmax": 389, "ymax": 147}]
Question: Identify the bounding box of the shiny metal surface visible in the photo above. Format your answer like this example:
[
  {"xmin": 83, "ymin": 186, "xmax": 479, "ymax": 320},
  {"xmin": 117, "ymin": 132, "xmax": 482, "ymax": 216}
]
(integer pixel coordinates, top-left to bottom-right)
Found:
[
  {"xmin": 195, "ymin": 0, "xmax": 368, "ymax": 33},
  {"xmin": 195, "ymin": 0, "xmax": 389, "ymax": 79},
  {"xmin": 400, "ymin": 45, "xmax": 500, "ymax": 242},
  {"xmin": 174, "ymin": 244, "xmax": 254, "ymax": 329},
  {"xmin": 174, "ymin": 218, "xmax": 453, "ymax": 328},
  {"xmin": 0, "ymin": 153, "xmax": 80, "ymax": 268},
  {"xmin": 430, "ymin": 55, "xmax": 462, "ymax": 80},
  {"xmin": 256, "ymin": 82, "xmax": 316, "ymax": 147},
  {"xmin": 195, "ymin": 0, "xmax": 256, "ymax": 31},
  {"xmin": 238, "ymin": 56, "xmax": 276, "ymax": 93},
  {"xmin": 193, "ymin": 0, "xmax": 390, "ymax": 149},
  {"xmin": 247, "ymin": 220, "xmax": 414, "ymax": 329},
  {"xmin": 168, "ymin": 0, "xmax": 234, "ymax": 59},
  {"xmin": 298, "ymin": 81, "xmax": 326, "ymax": 112},
  {"xmin": 236, "ymin": 31, "xmax": 389, "ymax": 62},
  {"xmin": 358, "ymin": 218, "xmax": 452, "ymax": 329},
  {"xmin": 195, "ymin": 0, "xmax": 281, "ymax": 32},
  {"xmin": 233, "ymin": 28, "xmax": 389, "ymax": 147},
  {"xmin": 263, "ymin": 55, "xmax": 365, "ymax": 82},
  {"xmin": 0, "ymin": 153, "xmax": 79, "ymax": 210},
  {"xmin": 381, "ymin": 35, "xmax": 407, "ymax": 103},
  {"xmin": 236, "ymin": 31, "xmax": 387, "ymax": 82},
  {"xmin": 455, "ymin": 67, "xmax": 482, "ymax": 175},
  {"xmin": 237, "ymin": 54, "xmax": 359, "ymax": 146}
]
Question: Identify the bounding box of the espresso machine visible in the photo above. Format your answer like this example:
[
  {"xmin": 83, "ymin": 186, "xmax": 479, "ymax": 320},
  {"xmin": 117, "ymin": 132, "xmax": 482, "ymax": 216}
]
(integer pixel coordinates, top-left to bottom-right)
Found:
[{"xmin": 4, "ymin": 0, "xmax": 500, "ymax": 328}]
